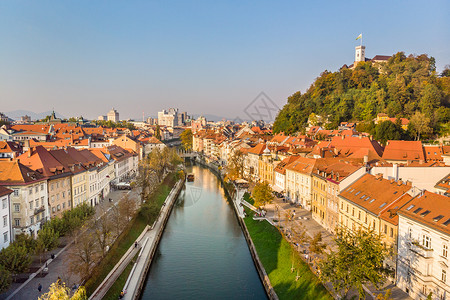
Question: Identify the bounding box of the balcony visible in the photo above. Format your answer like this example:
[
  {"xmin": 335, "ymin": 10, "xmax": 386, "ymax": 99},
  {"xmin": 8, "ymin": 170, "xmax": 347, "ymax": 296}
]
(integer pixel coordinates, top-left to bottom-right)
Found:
[
  {"xmin": 34, "ymin": 206, "xmax": 45, "ymax": 215},
  {"xmin": 410, "ymin": 242, "xmax": 434, "ymax": 258}
]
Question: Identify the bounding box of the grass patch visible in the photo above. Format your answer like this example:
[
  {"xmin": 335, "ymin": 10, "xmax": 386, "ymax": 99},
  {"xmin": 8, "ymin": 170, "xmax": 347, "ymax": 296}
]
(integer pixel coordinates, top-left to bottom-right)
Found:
[
  {"xmin": 243, "ymin": 192, "xmax": 254, "ymax": 205},
  {"xmin": 244, "ymin": 208, "xmax": 331, "ymax": 300},
  {"xmin": 85, "ymin": 173, "xmax": 177, "ymax": 296},
  {"xmin": 102, "ymin": 253, "xmax": 139, "ymax": 300}
]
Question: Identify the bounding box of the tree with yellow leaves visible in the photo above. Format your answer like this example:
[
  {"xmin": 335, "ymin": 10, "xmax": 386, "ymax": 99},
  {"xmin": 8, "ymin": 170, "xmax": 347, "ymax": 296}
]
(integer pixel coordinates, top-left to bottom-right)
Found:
[{"xmin": 38, "ymin": 282, "xmax": 86, "ymax": 300}]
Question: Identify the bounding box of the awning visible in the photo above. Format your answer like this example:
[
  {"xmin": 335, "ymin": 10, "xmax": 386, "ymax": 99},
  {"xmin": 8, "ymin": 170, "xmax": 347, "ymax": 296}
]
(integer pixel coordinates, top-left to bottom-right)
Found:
[{"xmin": 271, "ymin": 185, "xmax": 283, "ymax": 193}]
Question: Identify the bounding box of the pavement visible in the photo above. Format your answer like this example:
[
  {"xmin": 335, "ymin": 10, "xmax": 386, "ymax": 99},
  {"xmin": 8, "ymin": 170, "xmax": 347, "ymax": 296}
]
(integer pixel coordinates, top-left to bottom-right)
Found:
[
  {"xmin": 0, "ymin": 188, "xmax": 139, "ymax": 300},
  {"xmin": 241, "ymin": 192, "xmax": 411, "ymax": 300}
]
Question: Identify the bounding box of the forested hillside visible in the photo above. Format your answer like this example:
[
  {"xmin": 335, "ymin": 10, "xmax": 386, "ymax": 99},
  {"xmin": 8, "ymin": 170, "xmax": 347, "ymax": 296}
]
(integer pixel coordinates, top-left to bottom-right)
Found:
[{"xmin": 273, "ymin": 52, "xmax": 450, "ymax": 139}]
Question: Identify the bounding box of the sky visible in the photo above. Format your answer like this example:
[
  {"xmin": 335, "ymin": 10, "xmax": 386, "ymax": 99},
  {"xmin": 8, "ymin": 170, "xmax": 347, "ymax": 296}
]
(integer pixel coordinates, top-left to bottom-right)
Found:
[{"xmin": 0, "ymin": 0, "xmax": 449, "ymax": 121}]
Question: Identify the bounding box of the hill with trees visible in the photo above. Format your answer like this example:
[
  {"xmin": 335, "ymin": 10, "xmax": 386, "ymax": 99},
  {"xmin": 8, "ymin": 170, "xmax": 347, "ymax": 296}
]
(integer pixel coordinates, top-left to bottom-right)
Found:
[{"xmin": 273, "ymin": 52, "xmax": 450, "ymax": 140}]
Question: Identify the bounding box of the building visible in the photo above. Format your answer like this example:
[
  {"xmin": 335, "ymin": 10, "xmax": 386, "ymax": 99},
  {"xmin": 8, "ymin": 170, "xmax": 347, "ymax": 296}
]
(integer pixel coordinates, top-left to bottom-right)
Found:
[
  {"xmin": 0, "ymin": 186, "xmax": 13, "ymax": 249},
  {"xmin": 382, "ymin": 141, "xmax": 425, "ymax": 164},
  {"xmin": 338, "ymin": 174, "xmax": 414, "ymax": 262},
  {"xmin": 396, "ymin": 191, "xmax": 450, "ymax": 299},
  {"xmin": 18, "ymin": 146, "xmax": 73, "ymax": 218},
  {"xmin": 98, "ymin": 115, "xmax": 107, "ymax": 121},
  {"xmin": 158, "ymin": 108, "xmax": 179, "ymax": 127},
  {"xmin": 0, "ymin": 141, "xmax": 23, "ymax": 158},
  {"xmin": 285, "ymin": 157, "xmax": 318, "ymax": 209},
  {"xmin": 107, "ymin": 108, "xmax": 119, "ymax": 122},
  {"xmin": 0, "ymin": 160, "xmax": 48, "ymax": 239}
]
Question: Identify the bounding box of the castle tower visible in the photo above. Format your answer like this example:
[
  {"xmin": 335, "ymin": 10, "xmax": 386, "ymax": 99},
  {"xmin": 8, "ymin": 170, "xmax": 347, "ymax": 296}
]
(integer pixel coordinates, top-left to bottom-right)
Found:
[{"xmin": 355, "ymin": 45, "xmax": 366, "ymax": 63}]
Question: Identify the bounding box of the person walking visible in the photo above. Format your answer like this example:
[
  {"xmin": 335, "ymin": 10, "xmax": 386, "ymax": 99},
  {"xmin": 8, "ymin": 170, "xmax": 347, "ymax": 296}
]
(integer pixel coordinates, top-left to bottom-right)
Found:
[
  {"xmin": 38, "ymin": 283, "xmax": 42, "ymax": 293},
  {"xmin": 134, "ymin": 241, "xmax": 138, "ymax": 248}
]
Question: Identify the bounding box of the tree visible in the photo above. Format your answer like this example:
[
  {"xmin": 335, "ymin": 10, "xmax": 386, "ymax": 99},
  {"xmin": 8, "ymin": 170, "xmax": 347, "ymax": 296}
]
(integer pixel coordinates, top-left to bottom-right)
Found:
[
  {"xmin": 0, "ymin": 264, "xmax": 11, "ymax": 293},
  {"xmin": 251, "ymin": 182, "xmax": 273, "ymax": 207},
  {"xmin": 139, "ymin": 201, "xmax": 160, "ymax": 224},
  {"xmin": 136, "ymin": 157, "xmax": 150, "ymax": 203},
  {"xmin": 409, "ymin": 111, "xmax": 432, "ymax": 140},
  {"xmin": 155, "ymin": 125, "xmax": 161, "ymax": 140},
  {"xmin": 0, "ymin": 244, "xmax": 32, "ymax": 280},
  {"xmin": 309, "ymin": 232, "xmax": 326, "ymax": 256},
  {"xmin": 91, "ymin": 211, "xmax": 114, "ymax": 258},
  {"xmin": 226, "ymin": 150, "xmax": 245, "ymax": 180},
  {"xmin": 319, "ymin": 228, "xmax": 392, "ymax": 299},
  {"xmin": 39, "ymin": 282, "xmax": 87, "ymax": 300},
  {"xmin": 373, "ymin": 120, "xmax": 404, "ymax": 145},
  {"xmin": 180, "ymin": 129, "xmax": 193, "ymax": 150},
  {"xmin": 118, "ymin": 195, "xmax": 137, "ymax": 222},
  {"xmin": 68, "ymin": 232, "xmax": 99, "ymax": 281},
  {"xmin": 37, "ymin": 226, "xmax": 60, "ymax": 251}
]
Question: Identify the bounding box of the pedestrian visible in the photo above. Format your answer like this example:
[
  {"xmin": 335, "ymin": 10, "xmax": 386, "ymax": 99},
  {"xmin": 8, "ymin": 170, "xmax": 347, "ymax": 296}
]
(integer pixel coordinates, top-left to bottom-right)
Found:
[
  {"xmin": 134, "ymin": 241, "xmax": 138, "ymax": 248},
  {"xmin": 38, "ymin": 283, "xmax": 42, "ymax": 293},
  {"xmin": 57, "ymin": 277, "xmax": 61, "ymax": 285}
]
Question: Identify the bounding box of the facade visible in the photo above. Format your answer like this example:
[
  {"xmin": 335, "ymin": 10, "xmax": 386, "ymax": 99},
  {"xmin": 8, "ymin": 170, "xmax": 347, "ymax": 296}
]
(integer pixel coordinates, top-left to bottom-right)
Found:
[
  {"xmin": 0, "ymin": 186, "xmax": 13, "ymax": 249},
  {"xmin": 258, "ymin": 147, "xmax": 277, "ymax": 185},
  {"xmin": 396, "ymin": 191, "xmax": 450, "ymax": 300},
  {"xmin": 158, "ymin": 108, "xmax": 178, "ymax": 127},
  {"xmin": 107, "ymin": 108, "xmax": 119, "ymax": 122},
  {"xmin": 0, "ymin": 161, "xmax": 48, "ymax": 239},
  {"xmin": 285, "ymin": 157, "xmax": 317, "ymax": 209}
]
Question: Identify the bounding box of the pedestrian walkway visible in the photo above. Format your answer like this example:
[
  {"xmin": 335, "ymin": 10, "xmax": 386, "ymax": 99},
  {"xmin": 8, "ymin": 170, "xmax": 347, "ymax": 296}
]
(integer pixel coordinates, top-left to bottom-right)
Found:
[{"xmin": 0, "ymin": 188, "xmax": 139, "ymax": 300}]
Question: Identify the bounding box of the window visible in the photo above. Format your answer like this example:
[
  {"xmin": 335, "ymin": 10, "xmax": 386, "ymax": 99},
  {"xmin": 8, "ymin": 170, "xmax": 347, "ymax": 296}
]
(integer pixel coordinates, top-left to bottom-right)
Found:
[
  {"xmin": 409, "ymin": 227, "xmax": 412, "ymax": 239},
  {"xmin": 14, "ymin": 204, "xmax": 20, "ymax": 212},
  {"xmin": 29, "ymin": 188, "xmax": 32, "ymax": 195},
  {"xmin": 3, "ymin": 215, "xmax": 7, "ymax": 227},
  {"xmin": 35, "ymin": 199, "xmax": 39, "ymax": 208},
  {"xmin": 442, "ymin": 269, "xmax": 447, "ymax": 282},
  {"xmin": 2, "ymin": 199, "xmax": 6, "ymax": 209},
  {"xmin": 14, "ymin": 219, "xmax": 20, "ymax": 226},
  {"xmin": 13, "ymin": 189, "xmax": 19, "ymax": 196},
  {"xmin": 422, "ymin": 235, "xmax": 431, "ymax": 249},
  {"xmin": 35, "ymin": 186, "xmax": 38, "ymax": 193},
  {"xmin": 30, "ymin": 216, "xmax": 34, "ymax": 224},
  {"xmin": 41, "ymin": 197, "xmax": 44, "ymax": 206},
  {"xmin": 63, "ymin": 202, "xmax": 65, "ymax": 209},
  {"xmin": 51, "ymin": 196, "xmax": 55, "ymax": 203},
  {"xmin": 443, "ymin": 244, "xmax": 448, "ymax": 258},
  {"xmin": 57, "ymin": 205, "xmax": 61, "ymax": 211},
  {"xmin": 52, "ymin": 207, "xmax": 55, "ymax": 213},
  {"xmin": 384, "ymin": 224, "xmax": 388, "ymax": 234},
  {"xmin": 40, "ymin": 184, "xmax": 44, "ymax": 191},
  {"xmin": 29, "ymin": 201, "xmax": 33, "ymax": 210},
  {"xmin": 390, "ymin": 227, "xmax": 393, "ymax": 238},
  {"xmin": 62, "ymin": 192, "xmax": 65, "ymax": 198},
  {"xmin": 3, "ymin": 232, "xmax": 7, "ymax": 243}
]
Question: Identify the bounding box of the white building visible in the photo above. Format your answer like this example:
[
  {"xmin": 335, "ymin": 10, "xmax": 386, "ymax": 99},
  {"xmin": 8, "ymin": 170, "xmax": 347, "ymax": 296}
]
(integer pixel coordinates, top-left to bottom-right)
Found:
[
  {"xmin": 285, "ymin": 157, "xmax": 317, "ymax": 209},
  {"xmin": 158, "ymin": 108, "xmax": 178, "ymax": 127},
  {"xmin": 396, "ymin": 191, "xmax": 450, "ymax": 299},
  {"xmin": 0, "ymin": 186, "xmax": 13, "ymax": 249},
  {"xmin": 107, "ymin": 108, "xmax": 119, "ymax": 122}
]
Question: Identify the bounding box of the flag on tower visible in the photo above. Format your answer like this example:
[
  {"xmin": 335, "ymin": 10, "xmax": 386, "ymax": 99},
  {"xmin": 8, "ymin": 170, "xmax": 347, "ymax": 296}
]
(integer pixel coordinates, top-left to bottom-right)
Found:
[{"xmin": 356, "ymin": 33, "xmax": 362, "ymax": 40}]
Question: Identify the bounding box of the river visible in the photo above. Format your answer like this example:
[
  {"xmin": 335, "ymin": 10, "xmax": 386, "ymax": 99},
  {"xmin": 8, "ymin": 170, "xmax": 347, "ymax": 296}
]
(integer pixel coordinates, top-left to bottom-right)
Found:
[{"xmin": 140, "ymin": 165, "xmax": 267, "ymax": 299}]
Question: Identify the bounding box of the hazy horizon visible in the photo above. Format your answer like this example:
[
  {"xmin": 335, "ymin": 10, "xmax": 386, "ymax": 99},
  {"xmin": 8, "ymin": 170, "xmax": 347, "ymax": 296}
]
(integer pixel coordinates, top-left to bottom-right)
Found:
[{"xmin": 1, "ymin": 0, "xmax": 449, "ymax": 120}]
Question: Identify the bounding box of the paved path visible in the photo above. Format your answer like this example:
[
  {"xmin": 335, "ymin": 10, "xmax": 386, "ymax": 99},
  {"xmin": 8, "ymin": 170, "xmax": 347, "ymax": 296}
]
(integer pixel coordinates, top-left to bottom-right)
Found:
[{"xmin": 0, "ymin": 188, "xmax": 139, "ymax": 300}]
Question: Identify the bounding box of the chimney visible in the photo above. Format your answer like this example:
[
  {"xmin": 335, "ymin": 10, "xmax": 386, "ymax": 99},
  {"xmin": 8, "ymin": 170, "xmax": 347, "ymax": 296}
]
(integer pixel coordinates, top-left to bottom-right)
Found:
[
  {"xmin": 364, "ymin": 155, "xmax": 368, "ymax": 164},
  {"xmin": 397, "ymin": 180, "xmax": 403, "ymax": 186},
  {"xmin": 390, "ymin": 178, "xmax": 395, "ymax": 184},
  {"xmin": 342, "ymin": 135, "xmax": 345, "ymax": 140}
]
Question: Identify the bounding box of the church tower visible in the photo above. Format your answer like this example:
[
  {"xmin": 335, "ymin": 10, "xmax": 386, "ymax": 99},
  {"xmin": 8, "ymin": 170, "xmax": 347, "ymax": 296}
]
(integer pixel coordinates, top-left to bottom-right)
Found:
[{"xmin": 355, "ymin": 45, "xmax": 366, "ymax": 63}]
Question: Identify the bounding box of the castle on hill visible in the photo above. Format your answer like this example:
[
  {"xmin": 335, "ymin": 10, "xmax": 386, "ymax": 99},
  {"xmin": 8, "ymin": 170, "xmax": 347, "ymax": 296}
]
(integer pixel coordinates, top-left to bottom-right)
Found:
[{"xmin": 342, "ymin": 44, "xmax": 391, "ymax": 69}]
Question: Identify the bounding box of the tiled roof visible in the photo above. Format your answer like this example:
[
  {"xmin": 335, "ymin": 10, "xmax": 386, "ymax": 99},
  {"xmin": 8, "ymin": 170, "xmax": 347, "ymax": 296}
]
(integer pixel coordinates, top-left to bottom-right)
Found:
[
  {"xmin": 49, "ymin": 149, "xmax": 86, "ymax": 174},
  {"xmin": 0, "ymin": 186, "xmax": 13, "ymax": 197},
  {"xmin": 285, "ymin": 157, "xmax": 318, "ymax": 175},
  {"xmin": 398, "ymin": 191, "xmax": 450, "ymax": 235},
  {"xmin": 274, "ymin": 155, "xmax": 300, "ymax": 175},
  {"xmin": 371, "ymin": 55, "xmax": 391, "ymax": 61},
  {"xmin": 247, "ymin": 143, "xmax": 267, "ymax": 155},
  {"xmin": 18, "ymin": 146, "xmax": 70, "ymax": 178},
  {"xmin": 0, "ymin": 141, "xmax": 22, "ymax": 154},
  {"xmin": 382, "ymin": 140, "xmax": 424, "ymax": 161},
  {"xmin": 423, "ymin": 145, "xmax": 444, "ymax": 162},
  {"xmin": 435, "ymin": 174, "xmax": 450, "ymax": 194},
  {"xmin": 0, "ymin": 160, "xmax": 46, "ymax": 185},
  {"xmin": 340, "ymin": 174, "xmax": 412, "ymax": 221}
]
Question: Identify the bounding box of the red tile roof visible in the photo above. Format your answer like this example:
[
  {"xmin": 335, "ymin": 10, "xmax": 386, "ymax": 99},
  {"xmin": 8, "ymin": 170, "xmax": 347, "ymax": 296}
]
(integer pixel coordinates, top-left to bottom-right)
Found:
[{"xmin": 382, "ymin": 140, "xmax": 424, "ymax": 162}]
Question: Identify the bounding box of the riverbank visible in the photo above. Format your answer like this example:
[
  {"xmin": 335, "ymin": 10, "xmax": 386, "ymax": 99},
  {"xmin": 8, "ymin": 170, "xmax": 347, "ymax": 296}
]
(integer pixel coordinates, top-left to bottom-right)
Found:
[
  {"xmin": 243, "ymin": 207, "xmax": 331, "ymax": 300},
  {"xmin": 85, "ymin": 172, "xmax": 180, "ymax": 298}
]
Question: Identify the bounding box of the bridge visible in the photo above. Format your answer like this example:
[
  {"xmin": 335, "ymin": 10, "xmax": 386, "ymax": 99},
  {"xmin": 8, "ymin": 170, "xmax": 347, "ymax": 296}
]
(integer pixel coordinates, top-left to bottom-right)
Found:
[{"xmin": 177, "ymin": 149, "xmax": 198, "ymax": 158}]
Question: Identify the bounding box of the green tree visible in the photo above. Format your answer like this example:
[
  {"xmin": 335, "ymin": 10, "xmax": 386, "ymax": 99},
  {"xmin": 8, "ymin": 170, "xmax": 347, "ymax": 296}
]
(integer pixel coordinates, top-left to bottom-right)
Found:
[
  {"xmin": 37, "ymin": 226, "xmax": 60, "ymax": 251},
  {"xmin": 155, "ymin": 125, "xmax": 161, "ymax": 140},
  {"xmin": 0, "ymin": 244, "xmax": 32, "ymax": 280},
  {"xmin": 251, "ymin": 182, "xmax": 273, "ymax": 207},
  {"xmin": 319, "ymin": 228, "xmax": 392, "ymax": 299},
  {"xmin": 180, "ymin": 129, "xmax": 193, "ymax": 150},
  {"xmin": 139, "ymin": 201, "xmax": 160, "ymax": 224},
  {"xmin": 309, "ymin": 232, "xmax": 326, "ymax": 256},
  {"xmin": 373, "ymin": 120, "xmax": 404, "ymax": 145},
  {"xmin": 0, "ymin": 264, "xmax": 11, "ymax": 293}
]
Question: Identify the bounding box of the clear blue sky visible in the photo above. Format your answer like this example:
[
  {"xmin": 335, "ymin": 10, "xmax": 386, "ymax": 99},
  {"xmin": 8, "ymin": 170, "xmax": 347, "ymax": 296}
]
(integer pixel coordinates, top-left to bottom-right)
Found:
[{"xmin": 0, "ymin": 0, "xmax": 449, "ymax": 120}]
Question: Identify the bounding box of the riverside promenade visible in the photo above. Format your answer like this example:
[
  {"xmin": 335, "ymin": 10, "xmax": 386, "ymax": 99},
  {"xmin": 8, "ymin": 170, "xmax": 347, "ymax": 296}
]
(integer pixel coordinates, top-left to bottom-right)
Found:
[{"xmin": 89, "ymin": 178, "xmax": 185, "ymax": 300}]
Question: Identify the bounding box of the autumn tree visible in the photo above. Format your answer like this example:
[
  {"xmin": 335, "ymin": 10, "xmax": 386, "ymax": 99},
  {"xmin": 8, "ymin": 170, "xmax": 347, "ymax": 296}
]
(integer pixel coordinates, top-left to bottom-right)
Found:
[
  {"xmin": 251, "ymin": 182, "xmax": 273, "ymax": 207},
  {"xmin": 309, "ymin": 232, "xmax": 326, "ymax": 256},
  {"xmin": 39, "ymin": 282, "xmax": 87, "ymax": 300},
  {"xmin": 118, "ymin": 194, "xmax": 137, "ymax": 222},
  {"xmin": 180, "ymin": 129, "xmax": 193, "ymax": 150},
  {"xmin": 409, "ymin": 111, "xmax": 432, "ymax": 140},
  {"xmin": 319, "ymin": 228, "xmax": 392, "ymax": 299},
  {"xmin": 225, "ymin": 150, "xmax": 245, "ymax": 180},
  {"xmin": 155, "ymin": 125, "xmax": 161, "ymax": 140}
]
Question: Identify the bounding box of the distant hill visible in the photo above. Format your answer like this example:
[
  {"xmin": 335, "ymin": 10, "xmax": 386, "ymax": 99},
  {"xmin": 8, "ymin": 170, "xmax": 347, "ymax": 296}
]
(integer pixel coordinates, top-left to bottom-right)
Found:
[
  {"xmin": 273, "ymin": 52, "xmax": 450, "ymax": 137},
  {"xmin": 4, "ymin": 110, "xmax": 66, "ymax": 121}
]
